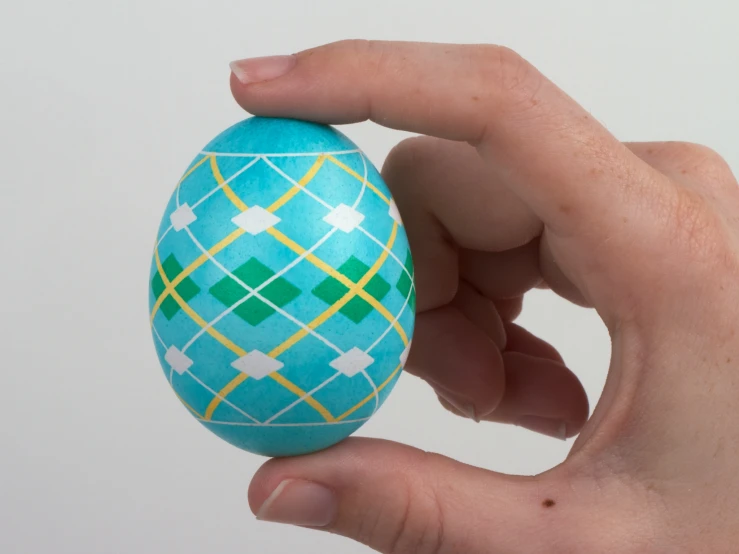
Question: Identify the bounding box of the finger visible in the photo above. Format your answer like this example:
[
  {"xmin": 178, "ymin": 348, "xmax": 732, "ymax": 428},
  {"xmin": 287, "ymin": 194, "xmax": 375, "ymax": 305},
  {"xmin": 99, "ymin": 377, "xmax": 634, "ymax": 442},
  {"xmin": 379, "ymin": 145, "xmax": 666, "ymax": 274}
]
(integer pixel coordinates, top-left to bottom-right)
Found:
[
  {"xmin": 405, "ymin": 302, "xmax": 505, "ymax": 420},
  {"xmin": 459, "ymin": 239, "xmax": 543, "ymax": 300},
  {"xmin": 539, "ymin": 229, "xmax": 591, "ymax": 307},
  {"xmin": 248, "ymin": 438, "xmax": 566, "ymax": 553},
  {"xmin": 434, "ymin": 357, "xmax": 588, "ymax": 440},
  {"xmin": 384, "ymin": 137, "xmax": 542, "ymax": 252},
  {"xmin": 379, "ymin": 136, "xmax": 542, "ymax": 311},
  {"xmin": 381, "ymin": 137, "xmax": 590, "ymax": 308},
  {"xmin": 433, "ymin": 322, "xmax": 588, "ymax": 439},
  {"xmin": 504, "ymin": 322, "xmax": 564, "ymax": 363},
  {"xmin": 493, "ymin": 352, "xmax": 589, "ymax": 439},
  {"xmin": 230, "ymin": 40, "xmax": 670, "ymax": 247},
  {"xmin": 494, "ymin": 296, "xmax": 524, "ymax": 321},
  {"xmin": 408, "ymin": 284, "xmax": 588, "ymax": 433},
  {"xmin": 452, "ymin": 280, "xmax": 506, "ymax": 348}
]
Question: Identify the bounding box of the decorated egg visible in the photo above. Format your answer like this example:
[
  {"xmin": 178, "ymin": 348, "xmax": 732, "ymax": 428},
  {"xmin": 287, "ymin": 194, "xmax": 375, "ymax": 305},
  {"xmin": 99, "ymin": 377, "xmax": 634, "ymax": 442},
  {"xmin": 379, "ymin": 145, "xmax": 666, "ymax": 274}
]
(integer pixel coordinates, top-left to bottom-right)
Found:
[{"xmin": 149, "ymin": 117, "xmax": 415, "ymax": 457}]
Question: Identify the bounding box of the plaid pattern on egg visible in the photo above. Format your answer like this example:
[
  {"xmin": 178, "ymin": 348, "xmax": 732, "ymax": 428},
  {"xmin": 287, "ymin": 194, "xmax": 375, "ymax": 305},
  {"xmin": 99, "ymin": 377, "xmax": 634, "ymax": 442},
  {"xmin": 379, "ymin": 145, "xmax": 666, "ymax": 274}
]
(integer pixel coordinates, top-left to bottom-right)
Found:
[{"xmin": 149, "ymin": 117, "xmax": 415, "ymax": 457}]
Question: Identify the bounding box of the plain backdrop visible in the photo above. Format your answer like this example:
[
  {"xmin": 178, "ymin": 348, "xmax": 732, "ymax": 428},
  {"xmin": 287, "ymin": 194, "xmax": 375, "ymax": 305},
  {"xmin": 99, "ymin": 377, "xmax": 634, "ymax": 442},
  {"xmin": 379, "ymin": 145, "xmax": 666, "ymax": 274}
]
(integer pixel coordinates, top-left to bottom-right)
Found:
[{"xmin": 2, "ymin": 1, "xmax": 738, "ymax": 553}]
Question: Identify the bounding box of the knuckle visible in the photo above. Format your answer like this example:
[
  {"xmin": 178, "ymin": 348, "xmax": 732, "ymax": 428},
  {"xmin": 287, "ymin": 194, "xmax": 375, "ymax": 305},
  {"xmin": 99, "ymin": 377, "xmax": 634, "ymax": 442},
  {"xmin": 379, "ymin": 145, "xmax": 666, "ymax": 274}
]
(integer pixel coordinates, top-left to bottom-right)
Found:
[
  {"xmin": 341, "ymin": 39, "xmax": 394, "ymax": 78},
  {"xmin": 468, "ymin": 45, "xmax": 545, "ymax": 114},
  {"xmin": 663, "ymin": 141, "xmax": 736, "ymax": 184},
  {"xmin": 657, "ymin": 187, "xmax": 732, "ymax": 268},
  {"xmin": 665, "ymin": 141, "xmax": 724, "ymax": 163}
]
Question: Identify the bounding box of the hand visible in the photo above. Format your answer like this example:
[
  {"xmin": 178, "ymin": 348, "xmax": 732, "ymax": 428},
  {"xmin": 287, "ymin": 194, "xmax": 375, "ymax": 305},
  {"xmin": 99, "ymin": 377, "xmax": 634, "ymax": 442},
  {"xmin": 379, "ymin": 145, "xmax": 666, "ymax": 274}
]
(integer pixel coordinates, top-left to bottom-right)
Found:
[{"xmin": 228, "ymin": 41, "xmax": 739, "ymax": 553}]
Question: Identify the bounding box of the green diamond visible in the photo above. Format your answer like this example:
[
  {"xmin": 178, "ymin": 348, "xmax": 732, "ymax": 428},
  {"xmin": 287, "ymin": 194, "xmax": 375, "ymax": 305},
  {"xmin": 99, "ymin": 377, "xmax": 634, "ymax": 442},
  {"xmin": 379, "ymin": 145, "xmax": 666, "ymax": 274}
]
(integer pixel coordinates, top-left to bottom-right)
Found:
[
  {"xmin": 312, "ymin": 255, "xmax": 390, "ymax": 323},
  {"xmin": 209, "ymin": 258, "xmax": 301, "ymax": 326},
  {"xmin": 151, "ymin": 254, "xmax": 201, "ymax": 320},
  {"xmin": 395, "ymin": 250, "xmax": 415, "ymax": 310}
]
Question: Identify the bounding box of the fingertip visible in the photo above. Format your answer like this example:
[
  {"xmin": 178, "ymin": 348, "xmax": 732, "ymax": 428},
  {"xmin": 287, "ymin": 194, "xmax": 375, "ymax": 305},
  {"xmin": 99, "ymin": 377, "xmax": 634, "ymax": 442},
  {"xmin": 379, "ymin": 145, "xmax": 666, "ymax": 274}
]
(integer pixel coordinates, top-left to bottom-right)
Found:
[
  {"xmin": 408, "ymin": 306, "xmax": 506, "ymax": 418},
  {"xmin": 493, "ymin": 351, "xmax": 590, "ymax": 432},
  {"xmin": 248, "ymin": 458, "xmax": 285, "ymax": 515}
]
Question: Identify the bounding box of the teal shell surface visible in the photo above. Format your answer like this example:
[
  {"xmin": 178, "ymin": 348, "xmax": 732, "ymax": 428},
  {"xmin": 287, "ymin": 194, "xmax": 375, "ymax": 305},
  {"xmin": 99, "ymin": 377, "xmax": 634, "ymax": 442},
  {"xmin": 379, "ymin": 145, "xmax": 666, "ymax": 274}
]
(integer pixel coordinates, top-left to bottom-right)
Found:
[{"xmin": 149, "ymin": 117, "xmax": 415, "ymax": 457}]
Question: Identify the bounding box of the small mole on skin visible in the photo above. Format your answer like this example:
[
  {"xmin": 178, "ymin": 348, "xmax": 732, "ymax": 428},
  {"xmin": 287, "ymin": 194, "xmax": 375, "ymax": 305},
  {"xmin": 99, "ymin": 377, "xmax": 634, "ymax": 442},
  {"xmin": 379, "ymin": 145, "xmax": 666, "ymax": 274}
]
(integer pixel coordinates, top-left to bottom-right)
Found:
[
  {"xmin": 542, "ymin": 499, "xmax": 556, "ymax": 508},
  {"xmin": 472, "ymin": 95, "xmax": 480, "ymax": 101}
]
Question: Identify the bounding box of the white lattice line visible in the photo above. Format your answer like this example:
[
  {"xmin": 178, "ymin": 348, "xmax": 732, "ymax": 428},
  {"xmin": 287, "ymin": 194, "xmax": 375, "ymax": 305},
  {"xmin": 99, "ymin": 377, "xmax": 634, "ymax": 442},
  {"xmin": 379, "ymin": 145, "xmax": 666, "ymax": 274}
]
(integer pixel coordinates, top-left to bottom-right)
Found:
[
  {"xmin": 185, "ymin": 370, "xmax": 261, "ymax": 423},
  {"xmin": 200, "ymin": 416, "xmax": 371, "ymax": 427},
  {"xmin": 265, "ymin": 160, "xmax": 387, "ymax": 423},
  {"xmin": 263, "ymin": 153, "xmax": 409, "ymax": 282},
  {"xmin": 261, "ymin": 157, "xmax": 334, "ymax": 210},
  {"xmin": 152, "ymin": 324, "xmax": 178, "ymax": 383},
  {"xmin": 190, "ymin": 156, "xmax": 261, "ymax": 210},
  {"xmin": 152, "ymin": 323, "xmax": 167, "ymax": 349},
  {"xmin": 180, "ymin": 227, "xmax": 341, "ymax": 354},
  {"xmin": 351, "ymin": 151, "xmax": 368, "ymax": 208},
  {"xmin": 358, "ymin": 365, "xmax": 380, "ymax": 415},
  {"xmin": 164, "ymin": 147, "xmax": 396, "ymax": 426},
  {"xmin": 152, "ymin": 324, "xmax": 261, "ymax": 422},
  {"xmin": 254, "ymin": 154, "xmax": 380, "ymax": 422},
  {"xmin": 155, "ymin": 226, "xmax": 172, "ymax": 250},
  {"xmin": 155, "ymin": 157, "xmax": 260, "ymax": 249},
  {"xmin": 367, "ymin": 274, "xmax": 414, "ymax": 355},
  {"xmin": 357, "ymin": 225, "xmax": 413, "ymax": 281},
  {"xmin": 264, "ymin": 372, "xmax": 343, "ymax": 424},
  {"xmin": 201, "ymin": 149, "xmax": 361, "ymax": 158},
  {"xmin": 182, "ymin": 228, "xmax": 344, "ymax": 355}
]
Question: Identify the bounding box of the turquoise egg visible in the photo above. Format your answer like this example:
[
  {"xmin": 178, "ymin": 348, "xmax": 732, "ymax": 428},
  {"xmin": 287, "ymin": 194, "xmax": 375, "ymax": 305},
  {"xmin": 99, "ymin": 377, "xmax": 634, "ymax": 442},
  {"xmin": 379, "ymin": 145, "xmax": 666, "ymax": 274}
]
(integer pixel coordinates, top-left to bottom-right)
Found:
[{"xmin": 149, "ymin": 117, "xmax": 415, "ymax": 457}]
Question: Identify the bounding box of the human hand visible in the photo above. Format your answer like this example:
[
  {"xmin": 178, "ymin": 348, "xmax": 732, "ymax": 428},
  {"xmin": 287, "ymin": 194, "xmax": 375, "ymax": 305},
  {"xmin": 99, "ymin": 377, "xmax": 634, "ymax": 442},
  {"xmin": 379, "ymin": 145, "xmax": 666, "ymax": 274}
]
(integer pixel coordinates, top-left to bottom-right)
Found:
[{"xmin": 228, "ymin": 41, "xmax": 739, "ymax": 553}]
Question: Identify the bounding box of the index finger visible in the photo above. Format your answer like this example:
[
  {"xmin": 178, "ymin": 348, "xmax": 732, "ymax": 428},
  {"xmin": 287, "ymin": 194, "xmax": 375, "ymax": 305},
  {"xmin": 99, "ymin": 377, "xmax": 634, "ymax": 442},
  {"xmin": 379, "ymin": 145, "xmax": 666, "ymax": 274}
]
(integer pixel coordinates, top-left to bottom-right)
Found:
[{"xmin": 229, "ymin": 40, "xmax": 668, "ymax": 241}]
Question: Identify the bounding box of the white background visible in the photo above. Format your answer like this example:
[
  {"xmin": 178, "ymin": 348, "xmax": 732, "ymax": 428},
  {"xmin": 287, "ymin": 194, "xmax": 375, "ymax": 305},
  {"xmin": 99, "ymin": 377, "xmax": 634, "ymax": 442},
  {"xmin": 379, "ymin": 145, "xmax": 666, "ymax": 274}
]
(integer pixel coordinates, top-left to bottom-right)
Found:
[{"xmin": 2, "ymin": 1, "xmax": 737, "ymax": 553}]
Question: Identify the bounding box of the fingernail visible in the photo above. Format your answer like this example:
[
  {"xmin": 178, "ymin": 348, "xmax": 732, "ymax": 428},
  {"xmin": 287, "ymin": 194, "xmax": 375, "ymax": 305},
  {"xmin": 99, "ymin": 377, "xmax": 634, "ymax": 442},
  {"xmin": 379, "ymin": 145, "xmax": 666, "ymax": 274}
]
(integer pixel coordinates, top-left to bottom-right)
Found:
[
  {"xmin": 256, "ymin": 479, "xmax": 337, "ymax": 527},
  {"xmin": 518, "ymin": 416, "xmax": 568, "ymax": 440},
  {"xmin": 435, "ymin": 389, "xmax": 479, "ymax": 422},
  {"xmin": 230, "ymin": 55, "xmax": 296, "ymax": 85}
]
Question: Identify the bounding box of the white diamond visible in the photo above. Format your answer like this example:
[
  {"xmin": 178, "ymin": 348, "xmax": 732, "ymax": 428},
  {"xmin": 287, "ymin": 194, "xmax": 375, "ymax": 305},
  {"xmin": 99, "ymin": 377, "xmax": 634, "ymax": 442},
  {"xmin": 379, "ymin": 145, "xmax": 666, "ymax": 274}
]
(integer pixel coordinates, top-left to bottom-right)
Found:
[
  {"xmin": 330, "ymin": 348, "xmax": 374, "ymax": 377},
  {"xmin": 400, "ymin": 341, "xmax": 412, "ymax": 366},
  {"xmin": 231, "ymin": 206, "xmax": 281, "ymax": 235},
  {"xmin": 170, "ymin": 204, "xmax": 197, "ymax": 231},
  {"xmin": 323, "ymin": 204, "xmax": 365, "ymax": 233},
  {"xmin": 388, "ymin": 199, "xmax": 403, "ymax": 225},
  {"xmin": 164, "ymin": 346, "xmax": 193, "ymax": 375},
  {"xmin": 231, "ymin": 350, "xmax": 284, "ymax": 380}
]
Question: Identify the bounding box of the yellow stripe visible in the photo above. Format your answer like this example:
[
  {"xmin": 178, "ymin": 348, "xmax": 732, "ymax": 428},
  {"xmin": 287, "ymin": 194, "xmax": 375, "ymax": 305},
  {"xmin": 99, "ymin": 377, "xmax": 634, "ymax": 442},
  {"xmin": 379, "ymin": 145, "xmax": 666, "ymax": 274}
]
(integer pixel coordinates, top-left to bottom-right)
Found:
[
  {"xmin": 175, "ymin": 392, "xmax": 204, "ymax": 418},
  {"xmin": 179, "ymin": 155, "xmax": 211, "ymax": 185},
  {"xmin": 271, "ymin": 223, "xmax": 399, "ymax": 360},
  {"xmin": 202, "ymin": 156, "xmax": 335, "ymax": 422},
  {"xmin": 268, "ymin": 155, "xmax": 326, "ymax": 212},
  {"xmin": 267, "ymin": 228, "xmax": 408, "ymax": 346},
  {"xmin": 154, "ymin": 249, "xmax": 246, "ymax": 356},
  {"xmin": 327, "ymin": 155, "xmax": 390, "ymax": 205},
  {"xmin": 203, "ymin": 373, "xmax": 331, "ymax": 421},
  {"xmin": 337, "ymin": 363, "xmax": 403, "ymax": 421},
  {"xmin": 269, "ymin": 374, "xmax": 335, "ymax": 421},
  {"xmin": 213, "ymin": 223, "xmax": 400, "ymax": 420},
  {"xmin": 150, "ymin": 228, "xmax": 245, "ymax": 322},
  {"xmin": 211, "ymin": 156, "xmax": 249, "ymax": 211}
]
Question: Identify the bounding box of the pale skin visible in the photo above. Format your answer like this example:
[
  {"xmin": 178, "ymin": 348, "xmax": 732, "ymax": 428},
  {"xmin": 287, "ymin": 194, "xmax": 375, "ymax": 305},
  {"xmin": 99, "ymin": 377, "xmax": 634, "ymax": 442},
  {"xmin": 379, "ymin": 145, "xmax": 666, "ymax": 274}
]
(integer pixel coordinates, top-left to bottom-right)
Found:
[{"xmin": 227, "ymin": 41, "xmax": 739, "ymax": 553}]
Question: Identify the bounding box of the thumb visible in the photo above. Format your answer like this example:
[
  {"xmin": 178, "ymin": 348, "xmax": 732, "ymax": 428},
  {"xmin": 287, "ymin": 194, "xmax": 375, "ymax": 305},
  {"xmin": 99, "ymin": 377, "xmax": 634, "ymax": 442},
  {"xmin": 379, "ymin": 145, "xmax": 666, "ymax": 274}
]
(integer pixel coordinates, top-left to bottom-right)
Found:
[{"xmin": 249, "ymin": 438, "xmax": 582, "ymax": 553}]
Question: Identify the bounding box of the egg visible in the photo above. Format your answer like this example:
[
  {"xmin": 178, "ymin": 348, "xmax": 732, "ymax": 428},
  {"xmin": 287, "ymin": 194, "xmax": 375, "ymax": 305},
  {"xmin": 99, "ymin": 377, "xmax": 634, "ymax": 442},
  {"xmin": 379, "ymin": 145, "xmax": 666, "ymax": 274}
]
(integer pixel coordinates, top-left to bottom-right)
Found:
[{"xmin": 149, "ymin": 117, "xmax": 416, "ymax": 457}]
